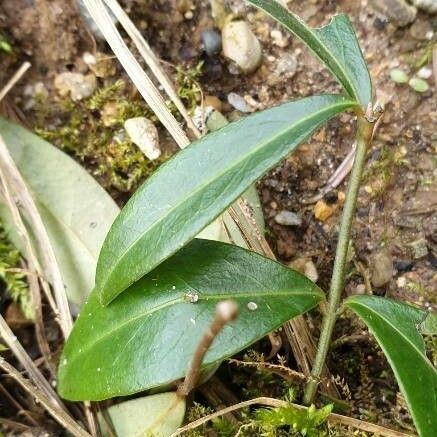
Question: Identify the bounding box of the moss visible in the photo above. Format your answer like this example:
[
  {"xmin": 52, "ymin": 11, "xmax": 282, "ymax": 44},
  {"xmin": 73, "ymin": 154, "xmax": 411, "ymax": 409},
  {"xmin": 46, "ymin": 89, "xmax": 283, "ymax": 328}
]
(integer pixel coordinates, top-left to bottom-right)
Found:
[
  {"xmin": 363, "ymin": 145, "xmax": 407, "ymax": 198},
  {"xmin": 34, "ymin": 80, "xmax": 167, "ymax": 195},
  {"xmin": 0, "ymin": 221, "xmax": 32, "ymax": 319}
]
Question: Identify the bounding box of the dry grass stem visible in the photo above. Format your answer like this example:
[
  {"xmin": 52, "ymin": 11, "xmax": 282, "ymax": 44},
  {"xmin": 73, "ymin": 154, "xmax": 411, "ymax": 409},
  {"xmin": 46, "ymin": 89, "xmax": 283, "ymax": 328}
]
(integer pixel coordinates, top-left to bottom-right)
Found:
[
  {"xmin": 0, "ymin": 62, "xmax": 31, "ymax": 103},
  {"xmin": 0, "ymin": 358, "xmax": 91, "ymax": 437},
  {"xmin": 103, "ymin": 0, "xmax": 201, "ymax": 138},
  {"xmin": 82, "ymin": 0, "xmax": 190, "ymax": 149},
  {"xmin": 170, "ymin": 396, "xmax": 414, "ymax": 437},
  {"xmin": 0, "ymin": 315, "xmax": 65, "ymax": 412},
  {"xmin": 0, "ymin": 134, "xmax": 72, "ymax": 338}
]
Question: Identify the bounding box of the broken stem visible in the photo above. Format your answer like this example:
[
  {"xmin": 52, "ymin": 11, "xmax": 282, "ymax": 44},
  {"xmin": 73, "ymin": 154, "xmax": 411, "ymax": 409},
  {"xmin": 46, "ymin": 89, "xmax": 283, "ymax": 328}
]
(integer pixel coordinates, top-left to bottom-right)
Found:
[
  {"xmin": 177, "ymin": 300, "xmax": 238, "ymax": 397},
  {"xmin": 303, "ymin": 114, "xmax": 375, "ymax": 405}
]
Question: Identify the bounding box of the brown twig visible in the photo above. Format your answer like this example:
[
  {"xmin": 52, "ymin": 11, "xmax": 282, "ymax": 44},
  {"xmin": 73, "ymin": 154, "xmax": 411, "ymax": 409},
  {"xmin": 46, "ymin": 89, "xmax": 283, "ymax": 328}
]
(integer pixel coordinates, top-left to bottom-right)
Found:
[
  {"xmin": 177, "ymin": 301, "xmax": 238, "ymax": 397},
  {"xmin": 0, "ymin": 358, "xmax": 91, "ymax": 437},
  {"xmin": 170, "ymin": 396, "xmax": 414, "ymax": 437}
]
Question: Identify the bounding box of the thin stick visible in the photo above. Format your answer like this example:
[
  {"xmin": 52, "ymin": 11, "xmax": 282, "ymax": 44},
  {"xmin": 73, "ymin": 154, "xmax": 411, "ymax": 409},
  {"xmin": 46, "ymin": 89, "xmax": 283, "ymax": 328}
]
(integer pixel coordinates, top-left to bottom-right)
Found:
[
  {"xmin": 103, "ymin": 0, "xmax": 201, "ymax": 138},
  {"xmin": 0, "ymin": 62, "xmax": 31, "ymax": 103},
  {"xmin": 0, "ymin": 158, "xmax": 58, "ymax": 317},
  {"xmin": 0, "ymin": 315, "xmax": 65, "ymax": 412},
  {"xmin": 303, "ymin": 111, "xmax": 380, "ymax": 405},
  {"xmin": 0, "ymin": 358, "xmax": 92, "ymax": 437},
  {"xmin": 177, "ymin": 300, "xmax": 238, "ymax": 397},
  {"xmin": 170, "ymin": 397, "xmax": 413, "ymax": 437},
  {"xmin": 0, "ymin": 135, "xmax": 72, "ymax": 338}
]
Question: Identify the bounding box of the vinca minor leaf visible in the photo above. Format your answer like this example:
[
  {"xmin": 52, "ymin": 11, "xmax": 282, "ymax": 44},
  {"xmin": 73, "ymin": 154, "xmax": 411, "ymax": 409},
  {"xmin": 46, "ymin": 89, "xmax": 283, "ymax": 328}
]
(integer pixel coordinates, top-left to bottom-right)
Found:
[
  {"xmin": 346, "ymin": 295, "xmax": 437, "ymax": 437},
  {"xmin": 59, "ymin": 239, "xmax": 324, "ymax": 400},
  {"xmin": 95, "ymin": 95, "xmax": 355, "ymax": 305}
]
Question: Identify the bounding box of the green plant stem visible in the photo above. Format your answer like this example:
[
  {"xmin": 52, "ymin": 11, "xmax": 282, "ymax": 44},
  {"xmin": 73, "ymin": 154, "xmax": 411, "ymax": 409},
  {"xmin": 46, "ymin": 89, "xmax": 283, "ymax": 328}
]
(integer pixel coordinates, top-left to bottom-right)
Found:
[{"xmin": 303, "ymin": 115, "xmax": 374, "ymax": 405}]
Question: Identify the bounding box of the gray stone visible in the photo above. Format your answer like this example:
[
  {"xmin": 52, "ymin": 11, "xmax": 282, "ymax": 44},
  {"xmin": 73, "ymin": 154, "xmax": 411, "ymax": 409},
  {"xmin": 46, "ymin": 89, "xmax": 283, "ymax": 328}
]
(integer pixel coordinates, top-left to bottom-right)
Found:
[
  {"xmin": 222, "ymin": 20, "xmax": 262, "ymax": 74},
  {"xmin": 201, "ymin": 28, "xmax": 222, "ymax": 57},
  {"xmin": 124, "ymin": 117, "xmax": 161, "ymax": 160},
  {"xmin": 370, "ymin": 0, "xmax": 417, "ymax": 27},
  {"xmin": 227, "ymin": 92, "xmax": 254, "ymax": 113},
  {"xmin": 274, "ymin": 210, "xmax": 302, "ymax": 226},
  {"xmin": 370, "ymin": 250, "xmax": 393, "ymax": 287},
  {"xmin": 410, "ymin": 0, "xmax": 437, "ymax": 13}
]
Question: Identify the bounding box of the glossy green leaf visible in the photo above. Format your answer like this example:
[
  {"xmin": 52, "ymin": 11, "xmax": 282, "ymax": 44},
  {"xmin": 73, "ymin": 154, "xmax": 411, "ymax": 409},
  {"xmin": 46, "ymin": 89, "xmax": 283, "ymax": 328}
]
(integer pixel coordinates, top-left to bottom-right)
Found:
[
  {"xmin": 245, "ymin": 0, "xmax": 372, "ymax": 107},
  {"xmin": 0, "ymin": 117, "xmax": 119, "ymax": 307},
  {"xmin": 346, "ymin": 296, "xmax": 437, "ymax": 437},
  {"xmin": 99, "ymin": 393, "xmax": 185, "ymax": 437},
  {"xmin": 58, "ymin": 239, "xmax": 324, "ymax": 401},
  {"xmin": 95, "ymin": 95, "xmax": 355, "ymax": 305}
]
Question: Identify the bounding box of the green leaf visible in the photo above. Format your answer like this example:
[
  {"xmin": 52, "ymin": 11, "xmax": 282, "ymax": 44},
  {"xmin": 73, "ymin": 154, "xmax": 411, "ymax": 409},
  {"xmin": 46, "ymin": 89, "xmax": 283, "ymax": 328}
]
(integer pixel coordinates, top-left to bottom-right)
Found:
[
  {"xmin": 58, "ymin": 239, "xmax": 324, "ymax": 401},
  {"xmin": 95, "ymin": 95, "xmax": 355, "ymax": 305},
  {"xmin": 0, "ymin": 117, "xmax": 119, "ymax": 307},
  {"xmin": 245, "ymin": 0, "xmax": 372, "ymax": 107},
  {"xmin": 346, "ymin": 296, "xmax": 437, "ymax": 437},
  {"xmin": 98, "ymin": 393, "xmax": 185, "ymax": 437}
]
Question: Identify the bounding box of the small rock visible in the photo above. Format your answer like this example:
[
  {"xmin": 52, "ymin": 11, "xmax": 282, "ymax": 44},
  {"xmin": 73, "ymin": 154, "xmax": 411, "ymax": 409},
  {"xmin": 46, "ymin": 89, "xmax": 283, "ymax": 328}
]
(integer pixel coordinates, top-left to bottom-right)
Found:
[
  {"xmin": 394, "ymin": 260, "xmax": 414, "ymax": 272},
  {"xmin": 411, "ymin": 0, "xmax": 437, "ymax": 13},
  {"xmin": 409, "ymin": 18, "xmax": 434, "ymax": 40},
  {"xmin": 270, "ymin": 29, "xmax": 288, "ymax": 48},
  {"xmin": 417, "ymin": 66, "xmax": 432, "ymax": 79},
  {"xmin": 370, "ymin": 250, "xmax": 393, "ymax": 287},
  {"xmin": 409, "ymin": 238, "xmax": 429, "ymax": 259},
  {"xmin": 356, "ymin": 284, "xmax": 366, "ymax": 294},
  {"xmin": 289, "ymin": 258, "xmax": 319, "ymax": 283},
  {"xmin": 370, "ymin": 0, "xmax": 417, "ymax": 27},
  {"xmin": 275, "ymin": 52, "xmax": 298, "ymax": 77},
  {"xmin": 201, "ymin": 28, "xmax": 222, "ymax": 57},
  {"xmin": 274, "ymin": 210, "xmax": 302, "ymax": 226},
  {"xmin": 54, "ymin": 72, "xmax": 97, "ymax": 101},
  {"xmin": 222, "ymin": 20, "xmax": 262, "ymax": 74},
  {"xmin": 124, "ymin": 117, "xmax": 161, "ymax": 160},
  {"xmin": 314, "ymin": 200, "xmax": 334, "ymax": 221},
  {"xmin": 206, "ymin": 110, "xmax": 229, "ymax": 131},
  {"xmin": 204, "ymin": 95, "xmax": 223, "ymax": 112},
  {"xmin": 227, "ymin": 92, "xmax": 254, "ymax": 113}
]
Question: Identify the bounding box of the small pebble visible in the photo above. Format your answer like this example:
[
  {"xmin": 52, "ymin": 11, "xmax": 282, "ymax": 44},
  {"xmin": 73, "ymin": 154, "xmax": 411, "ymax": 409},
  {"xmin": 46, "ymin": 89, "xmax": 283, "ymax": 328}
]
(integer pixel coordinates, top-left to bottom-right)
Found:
[
  {"xmin": 369, "ymin": 0, "xmax": 417, "ymax": 27},
  {"xmin": 222, "ymin": 20, "xmax": 262, "ymax": 74},
  {"xmin": 54, "ymin": 72, "xmax": 97, "ymax": 101},
  {"xmin": 409, "ymin": 238, "xmax": 429, "ymax": 259},
  {"xmin": 204, "ymin": 95, "xmax": 223, "ymax": 112},
  {"xmin": 275, "ymin": 53, "xmax": 298, "ymax": 77},
  {"xmin": 201, "ymin": 28, "xmax": 222, "ymax": 57},
  {"xmin": 124, "ymin": 117, "xmax": 161, "ymax": 160},
  {"xmin": 417, "ymin": 67, "xmax": 432, "ymax": 79},
  {"xmin": 370, "ymin": 250, "xmax": 393, "ymax": 288},
  {"xmin": 274, "ymin": 210, "xmax": 302, "ymax": 226},
  {"xmin": 227, "ymin": 92, "xmax": 254, "ymax": 113},
  {"xmin": 270, "ymin": 29, "xmax": 288, "ymax": 47},
  {"xmin": 206, "ymin": 110, "xmax": 229, "ymax": 131},
  {"xmin": 411, "ymin": 0, "xmax": 437, "ymax": 13},
  {"xmin": 314, "ymin": 200, "xmax": 334, "ymax": 221},
  {"xmin": 289, "ymin": 258, "xmax": 319, "ymax": 283}
]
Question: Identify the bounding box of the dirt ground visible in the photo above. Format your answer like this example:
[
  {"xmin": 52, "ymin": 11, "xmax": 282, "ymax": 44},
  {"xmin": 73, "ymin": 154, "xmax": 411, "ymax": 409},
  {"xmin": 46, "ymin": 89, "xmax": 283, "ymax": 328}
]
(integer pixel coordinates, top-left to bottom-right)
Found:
[{"xmin": 0, "ymin": 0, "xmax": 435, "ymax": 435}]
